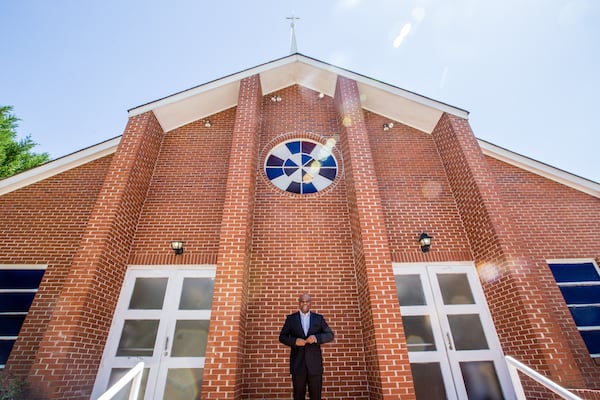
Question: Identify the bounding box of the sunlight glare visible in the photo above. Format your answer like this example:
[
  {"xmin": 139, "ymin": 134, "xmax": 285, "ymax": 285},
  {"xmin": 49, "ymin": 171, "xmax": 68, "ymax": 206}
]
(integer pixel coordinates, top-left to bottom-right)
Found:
[
  {"xmin": 393, "ymin": 23, "xmax": 412, "ymax": 48},
  {"xmin": 477, "ymin": 263, "xmax": 500, "ymax": 283},
  {"xmin": 411, "ymin": 7, "xmax": 426, "ymax": 23},
  {"xmin": 421, "ymin": 180, "xmax": 442, "ymax": 199}
]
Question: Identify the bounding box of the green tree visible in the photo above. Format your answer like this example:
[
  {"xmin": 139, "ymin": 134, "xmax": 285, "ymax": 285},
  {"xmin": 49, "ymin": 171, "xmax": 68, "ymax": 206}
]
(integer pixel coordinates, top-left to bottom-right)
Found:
[{"xmin": 0, "ymin": 106, "xmax": 50, "ymax": 179}]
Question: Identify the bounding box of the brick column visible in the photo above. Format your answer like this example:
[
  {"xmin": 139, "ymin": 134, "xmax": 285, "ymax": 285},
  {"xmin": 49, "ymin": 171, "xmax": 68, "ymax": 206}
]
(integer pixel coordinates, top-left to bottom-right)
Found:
[
  {"xmin": 334, "ymin": 76, "xmax": 415, "ymax": 399},
  {"xmin": 432, "ymin": 113, "xmax": 584, "ymax": 389},
  {"xmin": 27, "ymin": 111, "xmax": 165, "ymax": 399},
  {"xmin": 201, "ymin": 75, "xmax": 262, "ymax": 399}
]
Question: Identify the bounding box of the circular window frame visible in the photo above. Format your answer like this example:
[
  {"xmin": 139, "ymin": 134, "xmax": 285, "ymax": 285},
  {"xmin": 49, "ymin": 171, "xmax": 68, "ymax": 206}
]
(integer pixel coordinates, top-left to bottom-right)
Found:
[{"xmin": 262, "ymin": 135, "xmax": 341, "ymax": 196}]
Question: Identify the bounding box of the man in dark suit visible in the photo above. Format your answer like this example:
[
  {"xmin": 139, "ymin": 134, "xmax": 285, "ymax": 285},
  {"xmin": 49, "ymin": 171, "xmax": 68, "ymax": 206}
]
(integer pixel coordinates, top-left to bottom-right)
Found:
[{"xmin": 279, "ymin": 293, "xmax": 334, "ymax": 400}]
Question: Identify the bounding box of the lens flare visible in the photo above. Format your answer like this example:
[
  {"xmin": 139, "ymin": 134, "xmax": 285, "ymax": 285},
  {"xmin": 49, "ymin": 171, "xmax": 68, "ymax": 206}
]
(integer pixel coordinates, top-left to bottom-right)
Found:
[
  {"xmin": 421, "ymin": 180, "xmax": 442, "ymax": 199},
  {"xmin": 315, "ymin": 138, "xmax": 337, "ymax": 166},
  {"xmin": 477, "ymin": 263, "xmax": 500, "ymax": 283},
  {"xmin": 411, "ymin": 7, "xmax": 426, "ymax": 23},
  {"xmin": 393, "ymin": 23, "xmax": 412, "ymax": 48}
]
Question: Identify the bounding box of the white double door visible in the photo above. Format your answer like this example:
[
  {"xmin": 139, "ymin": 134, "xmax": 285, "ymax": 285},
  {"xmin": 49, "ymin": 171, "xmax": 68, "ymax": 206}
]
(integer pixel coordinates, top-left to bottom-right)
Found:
[
  {"xmin": 92, "ymin": 267, "xmax": 215, "ymax": 400},
  {"xmin": 394, "ymin": 263, "xmax": 515, "ymax": 400}
]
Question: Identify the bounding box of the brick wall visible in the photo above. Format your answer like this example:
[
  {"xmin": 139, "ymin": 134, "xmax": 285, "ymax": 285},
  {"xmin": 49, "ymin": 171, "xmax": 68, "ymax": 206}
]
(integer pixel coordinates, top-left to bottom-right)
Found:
[
  {"xmin": 0, "ymin": 156, "xmax": 112, "ymax": 377},
  {"xmin": 129, "ymin": 108, "xmax": 236, "ymax": 266},
  {"xmin": 335, "ymin": 77, "xmax": 414, "ymax": 399},
  {"xmin": 201, "ymin": 75, "xmax": 263, "ymax": 399},
  {"xmin": 431, "ymin": 113, "xmax": 585, "ymax": 397},
  {"xmin": 242, "ymin": 84, "xmax": 371, "ymax": 399},
  {"xmin": 488, "ymin": 156, "xmax": 600, "ymax": 390},
  {"xmin": 364, "ymin": 111, "xmax": 472, "ymax": 262},
  {"xmin": 27, "ymin": 111, "xmax": 164, "ymax": 399}
]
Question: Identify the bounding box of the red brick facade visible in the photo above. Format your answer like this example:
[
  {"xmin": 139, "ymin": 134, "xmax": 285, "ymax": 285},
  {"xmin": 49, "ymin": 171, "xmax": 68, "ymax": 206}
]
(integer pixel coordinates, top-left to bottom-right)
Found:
[
  {"xmin": 0, "ymin": 57, "xmax": 598, "ymax": 399},
  {"xmin": 431, "ymin": 113, "xmax": 588, "ymax": 393},
  {"xmin": 0, "ymin": 156, "xmax": 113, "ymax": 378},
  {"xmin": 26, "ymin": 112, "xmax": 164, "ymax": 399}
]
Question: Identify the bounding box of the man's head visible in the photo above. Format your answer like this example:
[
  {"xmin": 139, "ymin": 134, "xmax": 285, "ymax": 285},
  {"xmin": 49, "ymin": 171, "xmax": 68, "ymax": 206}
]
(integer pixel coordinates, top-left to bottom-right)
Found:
[{"xmin": 298, "ymin": 293, "xmax": 311, "ymax": 314}]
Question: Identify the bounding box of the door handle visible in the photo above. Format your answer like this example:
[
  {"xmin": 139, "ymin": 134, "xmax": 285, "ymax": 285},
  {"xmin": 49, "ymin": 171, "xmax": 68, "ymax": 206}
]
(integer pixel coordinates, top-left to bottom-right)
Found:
[
  {"xmin": 164, "ymin": 336, "xmax": 170, "ymax": 356},
  {"xmin": 446, "ymin": 332, "xmax": 454, "ymax": 350}
]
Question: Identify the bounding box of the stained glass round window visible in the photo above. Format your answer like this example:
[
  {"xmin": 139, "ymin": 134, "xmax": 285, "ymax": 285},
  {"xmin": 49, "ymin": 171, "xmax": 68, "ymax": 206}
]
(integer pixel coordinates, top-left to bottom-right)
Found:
[{"xmin": 264, "ymin": 139, "xmax": 338, "ymax": 194}]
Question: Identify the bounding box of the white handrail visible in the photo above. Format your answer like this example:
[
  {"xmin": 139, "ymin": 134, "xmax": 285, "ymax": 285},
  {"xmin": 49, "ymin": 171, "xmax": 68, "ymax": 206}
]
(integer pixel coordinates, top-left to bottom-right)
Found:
[
  {"xmin": 505, "ymin": 356, "xmax": 583, "ymax": 400},
  {"xmin": 97, "ymin": 362, "xmax": 144, "ymax": 400}
]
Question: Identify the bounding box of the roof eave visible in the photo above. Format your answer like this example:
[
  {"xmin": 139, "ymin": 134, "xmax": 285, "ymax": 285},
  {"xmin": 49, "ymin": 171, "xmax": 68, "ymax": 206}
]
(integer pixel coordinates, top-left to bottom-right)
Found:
[
  {"xmin": 127, "ymin": 53, "xmax": 468, "ymax": 134},
  {"xmin": 479, "ymin": 139, "xmax": 600, "ymax": 198},
  {"xmin": 0, "ymin": 137, "xmax": 120, "ymax": 196}
]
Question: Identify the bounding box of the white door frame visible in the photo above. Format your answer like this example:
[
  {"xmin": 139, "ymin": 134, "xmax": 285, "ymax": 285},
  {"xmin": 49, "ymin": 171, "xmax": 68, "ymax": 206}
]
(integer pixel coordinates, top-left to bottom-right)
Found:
[
  {"xmin": 394, "ymin": 262, "xmax": 515, "ymax": 399},
  {"xmin": 91, "ymin": 265, "xmax": 215, "ymax": 400}
]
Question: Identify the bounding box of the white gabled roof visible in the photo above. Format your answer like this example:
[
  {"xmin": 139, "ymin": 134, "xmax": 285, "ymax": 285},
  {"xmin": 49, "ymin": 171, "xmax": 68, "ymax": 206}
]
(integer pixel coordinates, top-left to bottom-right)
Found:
[
  {"xmin": 0, "ymin": 137, "xmax": 119, "ymax": 196},
  {"xmin": 478, "ymin": 140, "xmax": 600, "ymax": 198},
  {"xmin": 128, "ymin": 53, "xmax": 469, "ymax": 134},
  {"xmin": 1, "ymin": 54, "xmax": 598, "ymax": 198}
]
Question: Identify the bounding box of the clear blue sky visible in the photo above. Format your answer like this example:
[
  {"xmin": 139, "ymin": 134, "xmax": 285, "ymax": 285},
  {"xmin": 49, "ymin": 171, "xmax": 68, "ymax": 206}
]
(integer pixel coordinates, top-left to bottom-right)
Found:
[{"xmin": 2, "ymin": 1, "xmax": 599, "ymax": 182}]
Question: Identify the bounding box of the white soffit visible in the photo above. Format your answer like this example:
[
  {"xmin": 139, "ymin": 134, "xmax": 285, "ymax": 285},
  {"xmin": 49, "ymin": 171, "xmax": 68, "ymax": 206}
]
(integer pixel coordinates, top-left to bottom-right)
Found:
[
  {"xmin": 0, "ymin": 137, "xmax": 120, "ymax": 196},
  {"xmin": 128, "ymin": 54, "xmax": 468, "ymax": 134},
  {"xmin": 152, "ymin": 80, "xmax": 240, "ymax": 132},
  {"xmin": 259, "ymin": 61, "xmax": 337, "ymax": 96},
  {"xmin": 479, "ymin": 140, "xmax": 600, "ymax": 198},
  {"xmin": 357, "ymin": 82, "xmax": 444, "ymax": 133}
]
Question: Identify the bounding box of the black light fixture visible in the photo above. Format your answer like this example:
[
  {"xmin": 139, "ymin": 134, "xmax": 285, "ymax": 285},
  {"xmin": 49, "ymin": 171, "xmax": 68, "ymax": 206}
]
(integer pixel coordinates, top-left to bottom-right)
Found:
[
  {"xmin": 383, "ymin": 122, "xmax": 394, "ymax": 131},
  {"xmin": 171, "ymin": 240, "xmax": 184, "ymax": 255},
  {"xmin": 418, "ymin": 233, "xmax": 433, "ymax": 253}
]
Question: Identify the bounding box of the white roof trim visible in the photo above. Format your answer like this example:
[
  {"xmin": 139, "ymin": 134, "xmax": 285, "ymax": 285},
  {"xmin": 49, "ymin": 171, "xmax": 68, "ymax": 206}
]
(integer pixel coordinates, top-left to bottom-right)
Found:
[
  {"xmin": 479, "ymin": 140, "xmax": 600, "ymax": 198},
  {"xmin": 127, "ymin": 55, "xmax": 306, "ymax": 117},
  {"xmin": 0, "ymin": 137, "xmax": 120, "ymax": 196},
  {"xmin": 127, "ymin": 54, "xmax": 468, "ymax": 134}
]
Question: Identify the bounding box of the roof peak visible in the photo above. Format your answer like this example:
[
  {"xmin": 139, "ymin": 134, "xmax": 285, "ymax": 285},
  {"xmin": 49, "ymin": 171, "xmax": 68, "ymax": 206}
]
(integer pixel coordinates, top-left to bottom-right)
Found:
[{"xmin": 286, "ymin": 15, "xmax": 300, "ymax": 54}]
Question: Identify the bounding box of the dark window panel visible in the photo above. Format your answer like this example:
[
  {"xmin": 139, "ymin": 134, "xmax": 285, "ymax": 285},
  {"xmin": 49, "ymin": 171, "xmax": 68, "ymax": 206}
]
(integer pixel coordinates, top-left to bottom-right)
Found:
[
  {"xmin": 570, "ymin": 306, "xmax": 600, "ymax": 327},
  {"xmin": 266, "ymin": 167, "xmax": 284, "ymax": 180},
  {"xmin": 319, "ymin": 168, "xmax": 337, "ymax": 180},
  {"xmin": 580, "ymin": 330, "xmax": 600, "ymax": 355},
  {"xmin": 549, "ymin": 263, "xmax": 600, "ymax": 283},
  {"xmin": 0, "ymin": 293, "xmax": 36, "ymax": 313},
  {"xmin": 0, "ymin": 340, "xmax": 16, "ymax": 365},
  {"xmin": 285, "ymin": 141, "xmax": 300, "ymax": 154},
  {"xmin": 265, "ymin": 155, "xmax": 284, "ymax": 167},
  {"xmin": 301, "ymin": 141, "xmax": 316, "ymax": 154},
  {"xmin": 560, "ymin": 286, "xmax": 600, "ymax": 305},
  {"xmin": 0, "ymin": 269, "xmax": 45, "ymax": 289},
  {"xmin": 0, "ymin": 315, "xmax": 27, "ymax": 336}
]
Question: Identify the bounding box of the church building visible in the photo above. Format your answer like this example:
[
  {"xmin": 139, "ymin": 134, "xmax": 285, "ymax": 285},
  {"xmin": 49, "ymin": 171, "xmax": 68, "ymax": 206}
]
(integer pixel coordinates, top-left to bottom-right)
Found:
[{"xmin": 0, "ymin": 53, "xmax": 599, "ymax": 399}]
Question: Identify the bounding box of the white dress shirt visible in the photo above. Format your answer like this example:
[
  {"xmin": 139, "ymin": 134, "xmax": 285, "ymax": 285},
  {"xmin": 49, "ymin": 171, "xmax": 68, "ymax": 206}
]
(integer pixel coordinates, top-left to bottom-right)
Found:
[{"xmin": 300, "ymin": 311, "xmax": 310, "ymax": 336}]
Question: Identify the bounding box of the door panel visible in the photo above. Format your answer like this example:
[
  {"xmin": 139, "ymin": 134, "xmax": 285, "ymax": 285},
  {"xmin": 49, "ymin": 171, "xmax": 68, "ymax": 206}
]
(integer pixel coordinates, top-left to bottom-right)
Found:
[
  {"xmin": 395, "ymin": 267, "xmax": 458, "ymax": 399},
  {"xmin": 395, "ymin": 263, "xmax": 515, "ymax": 400},
  {"xmin": 92, "ymin": 267, "xmax": 215, "ymax": 400}
]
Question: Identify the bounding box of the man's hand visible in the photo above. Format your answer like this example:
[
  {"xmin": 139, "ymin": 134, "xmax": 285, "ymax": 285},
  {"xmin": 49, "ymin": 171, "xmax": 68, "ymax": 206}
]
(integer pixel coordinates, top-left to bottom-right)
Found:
[
  {"xmin": 295, "ymin": 338, "xmax": 306, "ymax": 346},
  {"xmin": 305, "ymin": 335, "xmax": 317, "ymax": 344}
]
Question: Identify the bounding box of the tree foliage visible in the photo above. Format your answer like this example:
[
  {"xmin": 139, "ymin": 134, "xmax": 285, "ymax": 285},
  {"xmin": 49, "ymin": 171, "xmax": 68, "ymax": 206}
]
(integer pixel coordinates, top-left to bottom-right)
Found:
[{"xmin": 0, "ymin": 106, "xmax": 50, "ymax": 179}]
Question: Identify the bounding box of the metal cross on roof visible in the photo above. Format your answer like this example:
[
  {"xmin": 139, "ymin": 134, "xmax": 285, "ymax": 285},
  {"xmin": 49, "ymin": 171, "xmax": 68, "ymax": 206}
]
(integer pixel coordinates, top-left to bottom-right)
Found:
[{"xmin": 286, "ymin": 15, "xmax": 300, "ymax": 54}]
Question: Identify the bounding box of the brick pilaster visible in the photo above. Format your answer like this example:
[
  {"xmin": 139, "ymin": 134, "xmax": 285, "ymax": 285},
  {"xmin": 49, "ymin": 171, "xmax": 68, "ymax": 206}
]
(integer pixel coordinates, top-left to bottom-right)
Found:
[
  {"xmin": 334, "ymin": 76, "xmax": 415, "ymax": 399},
  {"xmin": 27, "ymin": 111, "xmax": 165, "ymax": 399},
  {"xmin": 201, "ymin": 75, "xmax": 263, "ymax": 399},
  {"xmin": 431, "ymin": 113, "xmax": 584, "ymax": 389}
]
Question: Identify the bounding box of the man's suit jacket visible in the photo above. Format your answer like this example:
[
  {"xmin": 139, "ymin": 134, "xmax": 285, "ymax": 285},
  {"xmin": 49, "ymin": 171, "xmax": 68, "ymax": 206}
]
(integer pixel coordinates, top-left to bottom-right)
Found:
[{"xmin": 279, "ymin": 311, "xmax": 334, "ymax": 375}]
